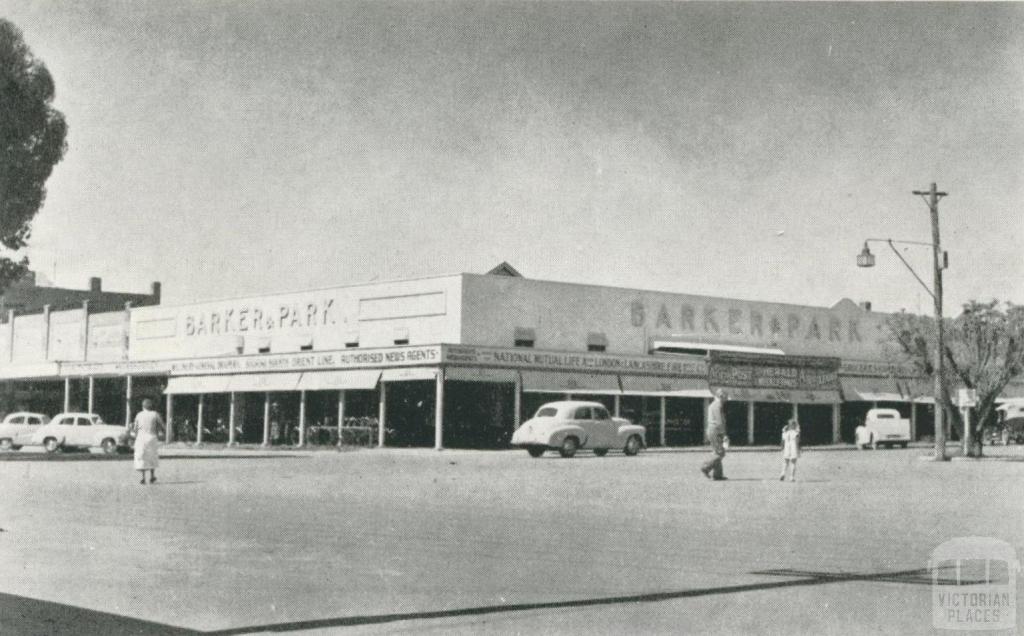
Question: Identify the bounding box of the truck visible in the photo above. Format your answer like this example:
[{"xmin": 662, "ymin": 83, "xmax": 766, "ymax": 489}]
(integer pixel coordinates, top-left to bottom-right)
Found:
[{"xmin": 865, "ymin": 408, "xmax": 911, "ymax": 448}]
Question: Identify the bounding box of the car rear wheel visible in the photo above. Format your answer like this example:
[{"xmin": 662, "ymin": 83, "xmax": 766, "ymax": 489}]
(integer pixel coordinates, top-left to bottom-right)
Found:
[
  {"xmin": 527, "ymin": 446, "xmax": 545, "ymax": 458},
  {"xmin": 593, "ymin": 448, "xmax": 608, "ymax": 457},
  {"xmin": 43, "ymin": 437, "xmax": 60, "ymax": 453},
  {"xmin": 623, "ymin": 435, "xmax": 642, "ymax": 456},
  {"xmin": 558, "ymin": 436, "xmax": 579, "ymax": 458},
  {"xmin": 0, "ymin": 438, "xmax": 12, "ymax": 451},
  {"xmin": 101, "ymin": 438, "xmax": 118, "ymax": 455}
]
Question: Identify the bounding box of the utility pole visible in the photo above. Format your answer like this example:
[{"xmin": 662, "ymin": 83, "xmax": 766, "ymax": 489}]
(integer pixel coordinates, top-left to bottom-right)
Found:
[{"xmin": 913, "ymin": 183, "xmax": 948, "ymax": 461}]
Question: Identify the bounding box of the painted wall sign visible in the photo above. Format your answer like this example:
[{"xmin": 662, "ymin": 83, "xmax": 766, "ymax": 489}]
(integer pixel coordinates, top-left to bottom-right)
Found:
[
  {"xmin": 168, "ymin": 345, "xmax": 442, "ymax": 376},
  {"xmin": 183, "ymin": 298, "xmax": 338, "ymax": 337},
  {"xmin": 840, "ymin": 360, "xmax": 918, "ymax": 378},
  {"xmin": 444, "ymin": 345, "xmax": 708, "ymax": 377},
  {"xmin": 631, "ymin": 299, "xmax": 865, "ymax": 344}
]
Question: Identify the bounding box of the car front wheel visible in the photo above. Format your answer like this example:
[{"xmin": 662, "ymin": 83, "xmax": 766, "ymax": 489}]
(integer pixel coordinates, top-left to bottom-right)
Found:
[
  {"xmin": 100, "ymin": 438, "xmax": 118, "ymax": 455},
  {"xmin": 559, "ymin": 436, "xmax": 579, "ymax": 458},
  {"xmin": 43, "ymin": 437, "xmax": 60, "ymax": 453},
  {"xmin": 623, "ymin": 435, "xmax": 642, "ymax": 456}
]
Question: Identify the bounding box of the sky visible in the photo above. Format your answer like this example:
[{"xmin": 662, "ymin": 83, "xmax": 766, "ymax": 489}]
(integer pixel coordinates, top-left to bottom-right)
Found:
[{"xmin": 4, "ymin": 2, "xmax": 1023, "ymax": 314}]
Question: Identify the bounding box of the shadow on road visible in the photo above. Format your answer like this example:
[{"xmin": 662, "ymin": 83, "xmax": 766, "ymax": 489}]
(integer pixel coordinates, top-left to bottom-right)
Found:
[
  {"xmin": 204, "ymin": 567, "xmax": 934, "ymax": 634},
  {"xmin": 0, "ymin": 592, "xmax": 194, "ymax": 635},
  {"xmin": 2, "ymin": 567, "xmax": 950, "ymax": 635}
]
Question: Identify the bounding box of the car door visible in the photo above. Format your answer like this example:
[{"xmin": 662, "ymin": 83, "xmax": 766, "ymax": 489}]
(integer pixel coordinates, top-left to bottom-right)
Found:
[
  {"xmin": 4, "ymin": 415, "xmax": 26, "ymax": 445},
  {"xmin": 74, "ymin": 416, "xmax": 94, "ymax": 446},
  {"xmin": 572, "ymin": 406, "xmax": 594, "ymax": 447},
  {"xmin": 18, "ymin": 415, "xmax": 43, "ymax": 445},
  {"xmin": 54, "ymin": 415, "xmax": 76, "ymax": 444},
  {"xmin": 591, "ymin": 406, "xmax": 617, "ymax": 448}
]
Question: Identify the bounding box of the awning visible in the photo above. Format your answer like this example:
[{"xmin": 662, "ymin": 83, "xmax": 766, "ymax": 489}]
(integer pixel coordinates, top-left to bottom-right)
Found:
[
  {"xmin": 296, "ymin": 370, "xmax": 380, "ymax": 391},
  {"xmin": 164, "ymin": 375, "xmax": 233, "ymax": 394},
  {"xmin": 444, "ymin": 367, "xmax": 519, "ymax": 383},
  {"xmin": 520, "ymin": 370, "xmax": 621, "ymax": 394},
  {"xmin": 839, "ymin": 376, "xmax": 907, "ymax": 402},
  {"xmin": 717, "ymin": 387, "xmax": 841, "ymax": 404},
  {"xmin": 380, "ymin": 367, "xmax": 439, "ymax": 382},
  {"xmin": 227, "ymin": 372, "xmax": 302, "ymax": 393},
  {"xmin": 620, "ymin": 375, "xmax": 712, "ymax": 398},
  {"xmin": 902, "ymin": 378, "xmax": 937, "ymax": 403}
]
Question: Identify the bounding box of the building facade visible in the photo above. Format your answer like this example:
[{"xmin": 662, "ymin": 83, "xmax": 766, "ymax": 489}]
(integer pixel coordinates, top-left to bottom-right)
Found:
[{"xmin": 3, "ymin": 266, "xmax": 1016, "ymax": 449}]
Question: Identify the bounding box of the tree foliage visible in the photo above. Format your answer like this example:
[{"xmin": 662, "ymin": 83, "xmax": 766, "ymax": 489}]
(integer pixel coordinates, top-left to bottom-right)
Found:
[
  {"xmin": 0, "ymin": 19, "xmax": 67, "ymax": 293},
  {"xmin": 887, "ymin": 300, "xmax": 1024, "ymax": 456}
]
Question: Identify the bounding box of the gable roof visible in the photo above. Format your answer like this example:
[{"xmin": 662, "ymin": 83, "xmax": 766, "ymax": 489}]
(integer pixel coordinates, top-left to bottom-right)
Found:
[{"xmin": 486, "ymin": 261, "xmax": 523, "ymax": 277}]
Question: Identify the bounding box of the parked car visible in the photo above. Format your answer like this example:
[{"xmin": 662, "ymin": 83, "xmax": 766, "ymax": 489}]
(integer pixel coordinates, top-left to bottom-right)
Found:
[
  {"xmin": 0, "ymin": 412, "xmax": 51, "ymax": 450},
  {"xmin": 32, "ymin": 412, "xmax": 129, "ymax": 454},
  {"xmin": 865, "ymin": 408, "xmax": 911, "ymax": 448},
  {"xmin": 511, "ymin": 401, "xmax": 645, "ymax": 458}
]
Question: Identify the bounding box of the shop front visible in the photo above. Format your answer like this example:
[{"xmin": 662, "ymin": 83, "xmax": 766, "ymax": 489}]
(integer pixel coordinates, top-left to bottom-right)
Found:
[{"xmin": 708, "ymin": 351, "xmax": 842, "ymax": 446}]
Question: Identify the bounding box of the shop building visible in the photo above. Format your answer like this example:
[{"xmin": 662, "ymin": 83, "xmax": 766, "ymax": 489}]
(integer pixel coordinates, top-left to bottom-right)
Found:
[{"xmin": 2, "ymin": 265, "xmax": 1019, "ymax": 448}]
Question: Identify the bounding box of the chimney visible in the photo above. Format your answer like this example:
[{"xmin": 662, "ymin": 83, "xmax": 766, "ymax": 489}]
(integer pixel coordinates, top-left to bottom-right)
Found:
[
  {"xmin": 89, "ymin": 277, "xmax": 102, "ymax": 292},
  {"xmin": 860, "ymin": 301, "xmax": 872, "ymax": 312},
  {"xmin": 151, "ymin": 281, "xmax": 162, "ymax": 302}
]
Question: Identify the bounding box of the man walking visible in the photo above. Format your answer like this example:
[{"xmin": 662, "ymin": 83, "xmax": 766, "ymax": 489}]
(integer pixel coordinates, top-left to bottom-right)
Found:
[{"xmin": 701, "ymin": 389, "xmax": 728, "ymax": 480}]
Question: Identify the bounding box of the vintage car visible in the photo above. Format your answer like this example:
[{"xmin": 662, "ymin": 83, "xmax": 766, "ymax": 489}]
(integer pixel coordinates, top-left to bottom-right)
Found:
[
  {"xmin": 0, "ymin": 412, "xmax": 51, "ymax": 450},
  {"xmin": 32, "ymin": 412, "xmax": 130, "ymax": 454},
  {"xmin": 511, "ymin": 401, "xmax": 645, "ymax": 458}
]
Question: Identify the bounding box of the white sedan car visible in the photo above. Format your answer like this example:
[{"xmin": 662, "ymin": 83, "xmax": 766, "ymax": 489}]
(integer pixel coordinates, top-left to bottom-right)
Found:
[
  {"xmin": 32, "ymin": 412, "xmax": 130, "ymax": 454},
  {"xmin": 0, "ymin": 412, "xmax": 51, "ymax": 451},
  {"xmin": 511, "ymin": 401, "xmax": 645, "ymax": 458}
]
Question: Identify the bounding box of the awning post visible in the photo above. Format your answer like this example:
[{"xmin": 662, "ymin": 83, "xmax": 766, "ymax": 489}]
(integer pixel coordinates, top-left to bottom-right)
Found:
[
  {"xmin": 196, "ymin": 394, "xmax": 205, "ymax": 444},
  {"xmin": 378, "ymin": 383, "xmax": 387, "ymax": 448},
  {"xmin": 298, "ymin": 390, "xmax": 306, "ymax": 447},
  {"xmin": 434, "ymin": 370, "xmax": 444, "ymax": 451}
]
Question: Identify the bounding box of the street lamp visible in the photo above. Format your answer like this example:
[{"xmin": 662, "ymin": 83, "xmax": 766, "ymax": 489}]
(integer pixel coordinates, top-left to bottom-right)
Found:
[{"xmin": 857, "ymin": 183, "xmax": 949, "ymax": 461}]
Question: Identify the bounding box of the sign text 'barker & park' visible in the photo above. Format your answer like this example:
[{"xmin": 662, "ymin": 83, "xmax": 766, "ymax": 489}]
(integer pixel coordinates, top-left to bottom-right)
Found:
[{"xmin": 630, "ymin": 301, "xmax": 863, "ymax": 343}]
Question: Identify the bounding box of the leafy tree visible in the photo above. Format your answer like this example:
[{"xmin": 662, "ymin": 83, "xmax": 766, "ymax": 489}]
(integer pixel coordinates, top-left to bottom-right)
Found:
[
  {"xmin": 0, "ymin": 19, "xmax": 67, "ymax": 293},
  {"xmin": 888, "ymin": 300, "xmax": 1024, "ymax": 456}
]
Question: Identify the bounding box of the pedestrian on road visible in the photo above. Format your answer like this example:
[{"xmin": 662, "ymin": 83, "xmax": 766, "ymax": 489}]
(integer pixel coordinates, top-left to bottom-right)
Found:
[
  {"xmin": 855, "ymin": 422, "xmax": 875, "ymax": 450},
  {"xmin": 779, "ymin": 418, "xmax": 800, "ymax": 482},
  {"xmin": 130, "ymin": 398, "xmax": 164, "ymax": 485},
  {"xmin": 701, "ymin": 389, "xmax": 728, "ymax": 480}
]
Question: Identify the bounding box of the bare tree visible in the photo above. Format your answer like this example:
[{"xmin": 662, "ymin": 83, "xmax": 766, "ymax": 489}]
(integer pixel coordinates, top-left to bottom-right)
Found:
[{"xmin": 888, "ymin": 300, "xmax": 1024, "ymax": 456}]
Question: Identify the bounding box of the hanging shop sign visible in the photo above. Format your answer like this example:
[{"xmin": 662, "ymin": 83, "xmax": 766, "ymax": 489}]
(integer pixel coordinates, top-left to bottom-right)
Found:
[
  {"xmin": 443, "ymin": 345, "xmax": 707, "ymax": 377},
  {"xmin": 708, "ymin": 351, "xmax": 840, "ymax": 394}
]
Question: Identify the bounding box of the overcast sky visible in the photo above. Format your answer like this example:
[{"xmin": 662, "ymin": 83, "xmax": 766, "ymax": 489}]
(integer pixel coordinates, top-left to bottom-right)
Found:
[{"xmin": 6, "ymin": 2, "xmax": 1023, "ymax": 313}]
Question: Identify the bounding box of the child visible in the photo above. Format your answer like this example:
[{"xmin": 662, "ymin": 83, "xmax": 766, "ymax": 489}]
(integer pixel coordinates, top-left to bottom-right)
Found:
[{"xmin": 779, "ymin": 419, "xmax": 800, "ymax": 482}]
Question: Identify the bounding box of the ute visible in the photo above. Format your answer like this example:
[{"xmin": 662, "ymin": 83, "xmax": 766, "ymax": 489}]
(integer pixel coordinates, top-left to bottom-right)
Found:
[{"xmin": 865, "ymin": 408, "xmax": 911, "ymax": 448}]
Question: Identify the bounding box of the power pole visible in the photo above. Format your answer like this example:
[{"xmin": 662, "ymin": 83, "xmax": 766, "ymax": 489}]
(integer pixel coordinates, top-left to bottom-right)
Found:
[{"xmin": 913, "ymin": 183, "xmax": 948, "ymax": 461}]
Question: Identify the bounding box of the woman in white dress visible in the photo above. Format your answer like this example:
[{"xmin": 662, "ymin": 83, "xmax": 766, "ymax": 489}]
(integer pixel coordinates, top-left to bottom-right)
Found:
[
  {"xmin": 131, "ymin": 398, "xmax": 164, "ymax": 485},
  {"xmin": 779, "ymin": 418, "xmax": 800, "ymax": 482}
]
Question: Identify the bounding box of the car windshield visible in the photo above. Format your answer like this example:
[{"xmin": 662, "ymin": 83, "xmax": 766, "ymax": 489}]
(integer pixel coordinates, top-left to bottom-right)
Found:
[{"xmin": 535, "ymin": 407, "xmax": 558, "ymax": 418}]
